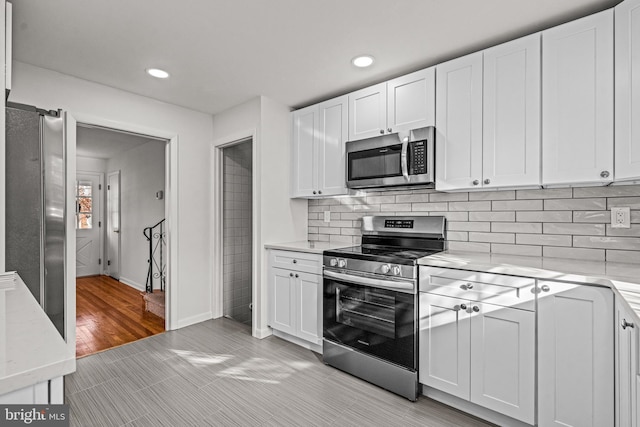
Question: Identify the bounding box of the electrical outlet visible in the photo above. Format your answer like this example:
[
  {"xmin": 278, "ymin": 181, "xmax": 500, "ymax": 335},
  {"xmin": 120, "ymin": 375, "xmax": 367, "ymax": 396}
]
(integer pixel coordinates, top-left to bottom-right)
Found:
[
  {"xmin": 611, "ymin": 207, "xmax": 631, "ymax": 229},
  {"xmin": 324, "ymin": 211, "xmax": 331, "ymax": 223}
]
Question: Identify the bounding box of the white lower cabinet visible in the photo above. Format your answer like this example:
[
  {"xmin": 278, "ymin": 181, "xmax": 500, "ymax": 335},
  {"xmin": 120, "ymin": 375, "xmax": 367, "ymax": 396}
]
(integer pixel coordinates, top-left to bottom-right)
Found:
[
  {"xmin": 420, "ymin": 292, "xmax": 535, "ymax": 424},
  {"xmin": 0, "ymin": 377, "xmax": 63, "ymax": 404},
  {"xmin": 617, "ymin": 297, "xmax": 638, "ymax": 427},
  {"xmin": 538, "ymin": 281, "xmax": 614, "ymax": 427},
  {"xmin": 267, "ymin": 250, "xmax": 322, "ymax": 350}
]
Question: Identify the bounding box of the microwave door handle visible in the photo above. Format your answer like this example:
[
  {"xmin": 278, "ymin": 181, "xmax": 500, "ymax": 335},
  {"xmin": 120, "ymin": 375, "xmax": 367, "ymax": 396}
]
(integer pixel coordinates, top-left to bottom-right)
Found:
[{"xmin": 401, "ymin": 139, "xmax": 410, "ymax": 182}]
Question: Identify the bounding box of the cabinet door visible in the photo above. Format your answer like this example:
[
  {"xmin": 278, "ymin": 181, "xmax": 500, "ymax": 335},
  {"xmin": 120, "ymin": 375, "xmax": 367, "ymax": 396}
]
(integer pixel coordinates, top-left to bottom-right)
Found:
[
  {"xmin": 296, "ymin": 271, "xmax": 321, "ymax": 345},
  {"xmin": 435, "ymin": 52, "xmax": 483, "ymax": 191},
  {"xmin": 538, "ymin": 281, "xmax": 614, "ymax": 427},
  {"xmin": 469, "ymin": 302, "xmax": 535, "ymax": 424},
  {"xmin": 419, "ymin": 293, "xmax": 471, "ymax": 400},
  {"xmin": 269, "ymin": 268, "xmax": 296, "ymax": 335},
  {"xmin": 616, "ymin": 298, "xmax": 637, "ymax": 427},
  {"xmin": 387, "ymin": 67, "xmax": 435, "ymax": 134},
  {"xmin": 483, "ymin": 34, "xmax": 541, "ymax": 188},
  {"xmin": 542, "ymin": 10, "xmax": 614, "ymax": 186},
  {"xmin": 317, "ymin": 95, "xmax": 348, "ymax": 197},
  {"xmin": 348, "ymin": 82, "xmax": 387, "ymax": 141},
  {"xmin": 615, "ymin": 0, "xmax": 640, "ymax": 181},
  {"xmin": 291, "ymin": 105, "xmax": 317, "ymax": 197}
]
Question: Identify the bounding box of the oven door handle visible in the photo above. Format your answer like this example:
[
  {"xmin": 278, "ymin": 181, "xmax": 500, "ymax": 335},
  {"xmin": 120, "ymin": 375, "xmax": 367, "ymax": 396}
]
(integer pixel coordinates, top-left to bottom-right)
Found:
[
  {"xmin": 401, "ymin": 138, "xmax": 410, "ymax": 182},
  {"xmin": 324, "ymin": 270, "xmax": 415, "ymax": 293}
]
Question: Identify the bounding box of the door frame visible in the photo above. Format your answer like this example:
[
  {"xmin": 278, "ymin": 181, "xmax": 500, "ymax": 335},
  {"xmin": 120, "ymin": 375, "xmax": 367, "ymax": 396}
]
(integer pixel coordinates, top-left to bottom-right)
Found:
[
  {"xmin": 75, "ymin": 170, "xmax": 104, "ymax": 277},
  {"xmin": 70, "ymin": 113, "xmax": 178, "ymax": 330},
  {"xmin": 106, "ymin": 170, "xmax": 121, "ymax": 280},
  {"xmin": 211, "ymin": 129, "xmax": 260, "ymax": 337}
]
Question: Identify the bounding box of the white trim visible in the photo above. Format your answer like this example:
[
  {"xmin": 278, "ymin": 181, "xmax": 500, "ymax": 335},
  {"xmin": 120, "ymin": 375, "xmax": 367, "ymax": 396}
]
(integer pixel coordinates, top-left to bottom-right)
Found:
[
  {"xmin": 64, "ymin": 112, "xmax": 77, "ymax": 358},
  {"xmin": 106, "ymin": 170, "xmax": 121, "ymax": 280},
  {"xmin": 211, "ymin": 129, "xmax": 259, "ymax": 337},
  {"xmin": 70, "ymin": 113, "xmax": 178, "ymax": 331},
  {"xmin": 0, "ymin": 0, "xmax": 6, "ymax": 273},
  {"xmin": 119, "ymin": 276, "xmax": 145, "ymax": 292},
  {"xmin": 177, "ymin": 311, "xmax": 213, "ymax": 329},
  {"xmin": 75, "ymin": 170, "xmax": 104, "ymax": 277}
]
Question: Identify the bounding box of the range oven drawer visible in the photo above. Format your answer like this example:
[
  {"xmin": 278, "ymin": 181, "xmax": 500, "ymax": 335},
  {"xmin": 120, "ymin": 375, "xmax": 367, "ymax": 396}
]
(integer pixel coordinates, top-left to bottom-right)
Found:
[
  {"xmin": 419, "ymin": 266, "xmax": 536, "ymax": 311},
  {"xmin": 269, "ymin": 250, "xmax": 322, "ymax": 275}
]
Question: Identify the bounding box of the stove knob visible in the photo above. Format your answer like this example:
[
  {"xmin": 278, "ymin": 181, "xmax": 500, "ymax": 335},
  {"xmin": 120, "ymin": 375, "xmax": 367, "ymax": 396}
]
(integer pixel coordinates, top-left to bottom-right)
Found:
[
  {"xmin": 381, "ymin": 264, "xmax": 391, "ymax": 274},
  {"xmin": 329, "ymin": 258, "xmax": 338, "ymax": 267},
  {"xmin": 337, "ymin": 259, "xmax": 347, "ymax": 268},
  {"xmin": 391, "ymin": 265, "xmax": 402, "ymax": 276}
]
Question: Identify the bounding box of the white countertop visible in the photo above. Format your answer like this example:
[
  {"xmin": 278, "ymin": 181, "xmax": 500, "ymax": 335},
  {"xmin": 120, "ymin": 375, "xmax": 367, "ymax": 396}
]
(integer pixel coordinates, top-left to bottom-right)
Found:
[
  {"xmin": 265, "ymin": 241, "xmax": 351, "ymax": 255},
  {"xmin": 0, "ymin": 272, "xmax": 75, "ymax": 395},
  {"xmin": 418, "ymin": 251, "xmax": 640, "ymax": 318}
]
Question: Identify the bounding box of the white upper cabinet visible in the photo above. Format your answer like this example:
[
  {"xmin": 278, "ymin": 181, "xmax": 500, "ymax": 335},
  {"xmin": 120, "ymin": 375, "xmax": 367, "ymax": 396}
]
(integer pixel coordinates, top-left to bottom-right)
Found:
[
  {"xmin": 435, "ymin": 52, "xmax": 483, "ymax": 191},
  {"xmin": 615, "ymin": 0, "xmax": 640, "ymax": 182},
  {"xmin": 542, "ymin": 10, "xmax": 614, "ymax": 186},
  {"xmin": 316, "ymin": 96, "xmax": 349, "ymax": 196},
  {"xmin": 483, "ymin": 34, "xmax": 541, "ymax": 188},
  {"xmin": 291, "ymin": 95, "xmax": 349, "ymax": 198},
  {"xmin": 349, "ymin": 68, "xmax": 435, "ymax": 142}
]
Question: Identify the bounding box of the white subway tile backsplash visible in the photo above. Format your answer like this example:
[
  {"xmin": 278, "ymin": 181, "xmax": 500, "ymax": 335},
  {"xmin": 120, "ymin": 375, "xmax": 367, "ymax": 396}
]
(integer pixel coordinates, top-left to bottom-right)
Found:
[
  {"xmin": 516, "ymin": 234, "xmax": 571, "ymax": 247},
  {"xmin": 543, "ymin": 223, "xmax": 605, "ymax": 236},
  {"xmin": 308, "ymin": 184, "xmax": 640, "ymax": 263},
  {"xmin": 544, "ymin": 198, "xmax": 606, "ymax": 211}
]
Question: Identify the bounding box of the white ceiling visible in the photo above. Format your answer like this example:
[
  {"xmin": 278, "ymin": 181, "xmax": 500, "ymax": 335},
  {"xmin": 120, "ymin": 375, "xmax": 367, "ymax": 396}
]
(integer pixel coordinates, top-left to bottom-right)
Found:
[
  {"xmin": 12, "ymin": 0, "xmax": 621, "ymax": 115},
  {"xmin": 76, "ymin": 125, "xmax": 163, "ymax": 159}
]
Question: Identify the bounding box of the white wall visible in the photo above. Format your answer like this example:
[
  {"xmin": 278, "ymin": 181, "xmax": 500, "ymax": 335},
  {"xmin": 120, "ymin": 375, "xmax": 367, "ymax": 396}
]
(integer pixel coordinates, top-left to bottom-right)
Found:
[
  {"xmin": 106, "ymin": 140, "xmax": 165, "ymax": 291},
  {"xmin": 211, "ymin": 96, "xmax": 307, "ymax": 338},
  {"xmin": 77, "ymin": 156, "xmax": 106, "ymax": 173},
  {"xmin": 11, "ymin": 61, "xmax": 214, "ymax": 330}
]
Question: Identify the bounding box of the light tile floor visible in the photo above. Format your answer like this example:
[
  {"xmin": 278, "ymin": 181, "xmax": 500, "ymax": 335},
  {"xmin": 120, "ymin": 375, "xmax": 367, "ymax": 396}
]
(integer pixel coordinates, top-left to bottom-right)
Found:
[{"xmin": 66, "ymin": 318, "xmax": 494, "ymax": 426}]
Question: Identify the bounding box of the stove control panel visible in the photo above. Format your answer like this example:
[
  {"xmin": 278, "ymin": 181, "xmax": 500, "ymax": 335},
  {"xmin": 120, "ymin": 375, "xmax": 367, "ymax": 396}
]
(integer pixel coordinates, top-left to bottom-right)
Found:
[
  {"xmin": 381, "ymin": 264, "xmax": 402, "ymax": 276},
  {"xmin": 329, "ymin": 258, "xmax": 347, "ymax": 268}
]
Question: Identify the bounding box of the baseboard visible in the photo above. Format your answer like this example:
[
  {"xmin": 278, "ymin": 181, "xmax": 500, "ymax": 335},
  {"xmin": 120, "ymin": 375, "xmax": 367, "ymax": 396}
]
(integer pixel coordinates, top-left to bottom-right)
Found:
[
  {"xmin": 254, "ymin": 326, "xmax": 273, "ymax": 340},
  {"xmin": 119, "ymin": 276, "xmax": 145, "ymax": 292},
  {"xmin": 176, "ymin": 311, "xmax": 213, "ymax": 329}
]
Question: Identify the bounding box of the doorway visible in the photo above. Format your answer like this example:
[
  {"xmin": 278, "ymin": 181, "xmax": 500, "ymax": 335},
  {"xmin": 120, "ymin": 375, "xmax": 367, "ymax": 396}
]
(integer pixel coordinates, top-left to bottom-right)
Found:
[
  {"xmin": 222, "ymin": 139, "xmax": 253, "ymax": 326},
  {"xmin": 75, "ymin": 124, "xmax": 168, "ymax": 357}
]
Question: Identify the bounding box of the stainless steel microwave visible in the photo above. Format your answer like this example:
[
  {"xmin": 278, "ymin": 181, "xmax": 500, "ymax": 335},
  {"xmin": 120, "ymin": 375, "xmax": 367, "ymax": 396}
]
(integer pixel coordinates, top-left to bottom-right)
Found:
[{"xmin": 346, "ymin": 127, "xmax": 435, "ymax": 189}]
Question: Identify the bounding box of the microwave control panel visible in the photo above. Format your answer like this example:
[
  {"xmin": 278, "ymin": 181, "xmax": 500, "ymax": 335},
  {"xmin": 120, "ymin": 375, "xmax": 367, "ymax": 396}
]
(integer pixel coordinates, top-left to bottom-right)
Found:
[{"xmin": 409, "ymin": 141, "xmax": 427, "ymax": 175}]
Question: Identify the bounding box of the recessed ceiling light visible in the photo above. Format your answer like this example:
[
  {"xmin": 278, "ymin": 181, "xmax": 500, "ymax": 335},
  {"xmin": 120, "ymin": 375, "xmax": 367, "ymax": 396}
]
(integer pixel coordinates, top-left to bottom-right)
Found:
[
  {"xmin": 146, "ymin": 68, "xmax": 170, "ymax": 79},
  {"xmin": 352, "ymin": 55, "xmax": 374, "ymax": 68}
]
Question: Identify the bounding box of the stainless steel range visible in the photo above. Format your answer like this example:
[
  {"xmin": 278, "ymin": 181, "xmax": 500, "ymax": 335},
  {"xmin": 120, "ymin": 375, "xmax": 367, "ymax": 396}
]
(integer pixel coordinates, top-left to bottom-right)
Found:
[{"xmin": 322, "ymin": 215, "xmax": 446, "ymax": 401}]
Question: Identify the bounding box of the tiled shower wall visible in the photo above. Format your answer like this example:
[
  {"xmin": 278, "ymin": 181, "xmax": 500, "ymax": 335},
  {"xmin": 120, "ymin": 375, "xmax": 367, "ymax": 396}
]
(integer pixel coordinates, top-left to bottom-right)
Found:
[
  {"xmin": 308, "ymin": 185, "xmax": 640, "ymax": 263},
  {"xmin": 223, "ymin": 142, "xmax": 253, "ymax": 325}
]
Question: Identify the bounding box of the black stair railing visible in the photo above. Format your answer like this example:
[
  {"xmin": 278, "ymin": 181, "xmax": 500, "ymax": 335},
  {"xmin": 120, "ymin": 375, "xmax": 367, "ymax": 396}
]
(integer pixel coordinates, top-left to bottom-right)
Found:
[{"xmin": 144, "ymin": 218, "xmax": 166, "ymax": 293}]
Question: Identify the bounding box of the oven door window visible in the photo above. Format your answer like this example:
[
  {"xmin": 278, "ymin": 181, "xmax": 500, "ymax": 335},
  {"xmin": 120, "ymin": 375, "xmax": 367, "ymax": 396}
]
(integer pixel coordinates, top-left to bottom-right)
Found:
[
  {"xmin": 348, "ymin": 144, "xmax": 402, "ymax": 181},
  {"xmin": 324, "ymin": 277, "xmax": 415, "ymax": 370}
]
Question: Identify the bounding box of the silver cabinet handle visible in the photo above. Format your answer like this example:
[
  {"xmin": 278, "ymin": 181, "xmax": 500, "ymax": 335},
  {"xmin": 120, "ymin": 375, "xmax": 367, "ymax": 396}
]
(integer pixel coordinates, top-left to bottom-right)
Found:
[
  {"xmin": 460, "ymin": 283, "xmax": 473, "ymax": 290},
  {"xmin": 292, "ymin": 259, "xmax": 297, "ymax": 264},
  {"xmin": 484, "ymin": 179, "xmax": 491, "ymax": 185},
  {"xmin": 379, "ymin": 130, "xmax": 384, "ymax": 134},
  {"xmin": 473, "ymin": 306, "xmax": 480, "ymax": 312},
  {"xmin": 318, "ymin": 190, "xmax": 322, "ymax": 194},
  {"xmin": 460, "ymin": 303, "xmax": 467, "ymax": 310},
  {"xmin": 289, "ymin": 273, "xmax": 293, "ymax": 277},
  {"xmin": 622, "ymin": 319, "xmax": 635, "ymax": 330},
  {"xmin": 387, "ymin": 128, "xmax": 392, "ymax": 133},
  {"xmin": 295, "ymin": 274, "xmax": 299, "ymax": 278},
  {"xmin": 541, "ymin": 284, "xmax": 550, "ymax": 292},
  {"xmin": 473, "ymin": 180, "xmax": 479, "ymax": 186},
  {"xmin": 313, "ymin": 191, "xmax": 317, "ymax": 195},
  {"xmin": 600, "ymin": 170, "xmax": 610, "ymax": 178}
]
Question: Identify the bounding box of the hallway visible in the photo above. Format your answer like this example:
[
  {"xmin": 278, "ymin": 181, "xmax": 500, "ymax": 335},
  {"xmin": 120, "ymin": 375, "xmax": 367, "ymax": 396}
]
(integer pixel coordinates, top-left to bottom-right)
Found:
[{"xmin": 76, "ymin": 276, "xmax": 165, "ymax": 357}]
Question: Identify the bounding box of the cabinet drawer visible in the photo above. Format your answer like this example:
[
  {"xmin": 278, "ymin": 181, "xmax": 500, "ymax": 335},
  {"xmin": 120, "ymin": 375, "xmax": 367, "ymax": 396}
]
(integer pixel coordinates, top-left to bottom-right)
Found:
[
  {"xmin": 419, "ymin": 266, "xmax": 535, "ymax": 310},
  {"xmin": 269, "ymin": 250, "xmax": 322, "ymax": 275}
]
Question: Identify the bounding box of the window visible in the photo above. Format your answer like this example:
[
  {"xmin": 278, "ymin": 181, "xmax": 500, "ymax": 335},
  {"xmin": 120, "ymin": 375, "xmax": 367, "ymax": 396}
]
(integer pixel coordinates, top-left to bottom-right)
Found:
[{"xmin": 76, "ymin": 181, "xmax": 93, "ymax": 229}]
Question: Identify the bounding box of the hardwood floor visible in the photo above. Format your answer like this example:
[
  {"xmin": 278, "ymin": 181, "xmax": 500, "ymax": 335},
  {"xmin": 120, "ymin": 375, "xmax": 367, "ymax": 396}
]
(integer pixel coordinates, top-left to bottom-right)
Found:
[
  {"xmin": 66, "ymin": 318, "xmax": 494, "ymax": 427},
  {"xmin": 76, "ymin": 275, "xmax": 165, "ymax": 358}
]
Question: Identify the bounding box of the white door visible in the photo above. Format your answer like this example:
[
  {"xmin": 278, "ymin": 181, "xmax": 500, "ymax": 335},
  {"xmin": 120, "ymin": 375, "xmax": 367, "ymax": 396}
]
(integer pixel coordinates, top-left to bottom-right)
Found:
[
  {"xmin": 290, "ymin": 105, "xmax": 317, "ymax": 197},
  {"xmin": 483, "ymin": 33, "xmax": 541, "ymax": 188},
  {"xmin": 469, "ymin": 302, "xmax": 535, "ymax": 424},
  {"xmin": 296, "ymin": 271, "xmax": 321, "ymax": 345},
  {"xmin": 106, "ymin": 171, "xmax": 121, "ymax": 280},
  {"xmin": 542, "ymin": 10, "xmax": 614, "ymax": 186},
  {"xmin": 387, "ymin": 67, "xmax": 435, "ymax": 134},
  {"xmin": 317, "ymin": 95, "xmax": 348, "ymax": 197},
  {"xmin": 269, "ymin": 268, "xmax": 295, "ymax": 335},
  {"xmin": 616, "ymin": 298, "xmax": 637, "ymax": 427},
  {"xmin": 419, "ymin": 293, "xmax": 471, "ymax": 400},
  {"xmin": 538, "ymin": 281, "xmax": 614, "ymax": 427},
  {"xmin": 435, "ymin": 52, "xmax": 483, "ymax": 191},
  {"xmin": 75, "ymin": 173, "xmax": 102, "ymax": 277},
  {"xmin": 348, "ymin": 82, "xmax": 387, "ymax": 141},
  {"xmin": 615, "ymin": 0, "xmax": 640, "ymax": 182}
]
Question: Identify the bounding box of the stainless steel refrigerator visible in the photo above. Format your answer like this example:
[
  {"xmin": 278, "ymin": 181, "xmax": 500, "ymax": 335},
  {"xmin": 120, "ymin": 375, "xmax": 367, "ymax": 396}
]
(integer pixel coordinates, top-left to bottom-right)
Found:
[{"xmin": 6, "ymin": 101, "xmax": 66, "ymax": 338}]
